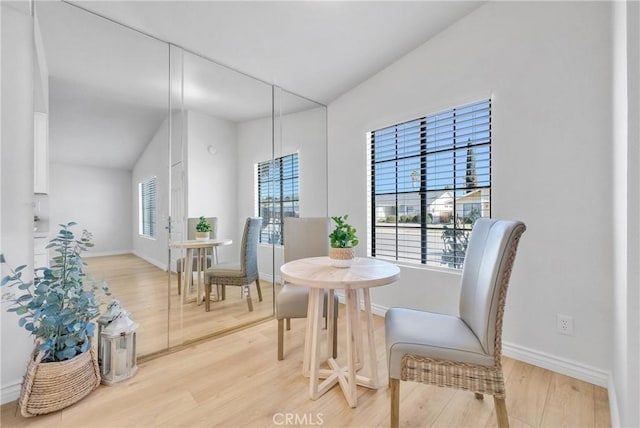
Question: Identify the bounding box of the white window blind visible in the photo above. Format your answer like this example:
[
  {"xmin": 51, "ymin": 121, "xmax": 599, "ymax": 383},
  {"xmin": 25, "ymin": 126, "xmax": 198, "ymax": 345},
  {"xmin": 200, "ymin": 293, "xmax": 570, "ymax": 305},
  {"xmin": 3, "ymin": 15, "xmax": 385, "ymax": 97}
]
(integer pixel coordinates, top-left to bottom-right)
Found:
[
  {"xmin": 139, "ymin": 177, "xmax": 157, "ymax": 238},
  {"xmin": 368, "ymin": 99, "xmax": 491, "ymax": 269},
  {"xmin": 257, "ymin": 153, "xmax": 299, "ymax": 245}
]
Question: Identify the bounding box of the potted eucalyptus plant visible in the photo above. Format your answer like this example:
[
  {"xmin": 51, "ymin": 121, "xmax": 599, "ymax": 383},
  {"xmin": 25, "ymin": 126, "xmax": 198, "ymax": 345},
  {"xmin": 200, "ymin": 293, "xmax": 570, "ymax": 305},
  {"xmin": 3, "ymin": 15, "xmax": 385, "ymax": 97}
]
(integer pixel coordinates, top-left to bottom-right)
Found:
[
  {"xmin": 328, "ymin": 215, "xmax": 359, "ymax": 268},
  {"xmin": 1, "ymin": 222, "xmax": 110, "ymax": 417},
  {"xmin": 195, "ymin": 216, "xmax": 212, "ymax": 240}
]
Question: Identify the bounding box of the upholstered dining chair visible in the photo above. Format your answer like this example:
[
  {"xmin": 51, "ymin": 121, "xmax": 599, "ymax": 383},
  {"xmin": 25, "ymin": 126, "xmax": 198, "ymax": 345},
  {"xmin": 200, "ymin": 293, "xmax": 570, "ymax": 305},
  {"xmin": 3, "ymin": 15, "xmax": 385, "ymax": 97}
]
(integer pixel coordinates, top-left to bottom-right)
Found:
[
  {"xmin": 276, "ymin": 217, "xmax": 338, "ymax": 361},
  {"xmin": 176, "ymin": 217, "xmax": 218, "ymax": 295},
  {"xmin": 204, "ymin": 217, "xmax": 262, "ymax": 312},
  {"xmin": 385, "ymin": 218, "xmax": 526, "ymax": 428}
]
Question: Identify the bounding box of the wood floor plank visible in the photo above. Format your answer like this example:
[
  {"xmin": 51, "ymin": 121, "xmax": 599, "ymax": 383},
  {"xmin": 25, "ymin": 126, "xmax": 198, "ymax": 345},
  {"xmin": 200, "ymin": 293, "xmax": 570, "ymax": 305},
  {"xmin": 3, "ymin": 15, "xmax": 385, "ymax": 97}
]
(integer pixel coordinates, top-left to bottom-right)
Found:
[
  {"xmin": 540, "ymin": 372, "xmax": 596, "ymax": 428},
  {"xmin": 503, "ymin": 359, "xmax": 553, "ymax": 426},
  {"xmin": 594, "ymin": 385, "xmax": 611, "ymax": 428},
  {"xmin": 432, "ymin": 388, "xmax": 494, "ymax": 427}
]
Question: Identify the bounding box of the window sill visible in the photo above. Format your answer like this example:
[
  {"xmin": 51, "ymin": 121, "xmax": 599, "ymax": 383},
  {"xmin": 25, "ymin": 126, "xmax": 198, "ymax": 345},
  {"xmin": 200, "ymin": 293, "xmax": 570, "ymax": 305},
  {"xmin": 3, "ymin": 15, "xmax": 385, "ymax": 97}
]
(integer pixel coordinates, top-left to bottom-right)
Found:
[{"xmin": 370, "ymin": 256, "xmax": 462, "ymax": 276}]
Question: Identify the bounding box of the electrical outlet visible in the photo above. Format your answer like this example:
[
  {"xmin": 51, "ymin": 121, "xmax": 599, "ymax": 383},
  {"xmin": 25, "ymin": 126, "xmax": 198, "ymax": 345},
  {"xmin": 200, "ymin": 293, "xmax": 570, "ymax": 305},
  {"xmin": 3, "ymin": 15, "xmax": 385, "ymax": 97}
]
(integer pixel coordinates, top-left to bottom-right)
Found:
[{"xmin": 557, "ymin": 314, "xmax": 574, "ymax": 335}]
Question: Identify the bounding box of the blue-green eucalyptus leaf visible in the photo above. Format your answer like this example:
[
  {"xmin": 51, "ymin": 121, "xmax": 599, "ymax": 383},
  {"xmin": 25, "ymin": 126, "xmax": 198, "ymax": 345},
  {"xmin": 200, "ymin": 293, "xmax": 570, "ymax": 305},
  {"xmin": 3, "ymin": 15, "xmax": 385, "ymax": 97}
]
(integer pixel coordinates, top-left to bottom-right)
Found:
[{"xmin": 17, "ymin": 282, "xmax": 32, "ymax": 290}]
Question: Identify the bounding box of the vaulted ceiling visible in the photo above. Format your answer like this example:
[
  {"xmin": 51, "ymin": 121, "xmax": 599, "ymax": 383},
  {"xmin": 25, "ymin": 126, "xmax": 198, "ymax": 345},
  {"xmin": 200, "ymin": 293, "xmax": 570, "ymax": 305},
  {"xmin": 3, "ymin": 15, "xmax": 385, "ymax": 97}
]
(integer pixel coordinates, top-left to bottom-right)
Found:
[{"xmin": 38, "ymin": 0, "xmax": 484, "ymax": 169}]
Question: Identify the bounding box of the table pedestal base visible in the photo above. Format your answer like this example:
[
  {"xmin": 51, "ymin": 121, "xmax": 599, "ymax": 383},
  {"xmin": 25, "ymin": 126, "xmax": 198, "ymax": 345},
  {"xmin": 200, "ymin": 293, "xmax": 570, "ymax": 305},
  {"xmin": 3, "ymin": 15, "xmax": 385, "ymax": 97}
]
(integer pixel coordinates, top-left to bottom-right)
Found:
[{"xmin": 304, "ymin": 287, "xmax": 379, "ymax": 408}]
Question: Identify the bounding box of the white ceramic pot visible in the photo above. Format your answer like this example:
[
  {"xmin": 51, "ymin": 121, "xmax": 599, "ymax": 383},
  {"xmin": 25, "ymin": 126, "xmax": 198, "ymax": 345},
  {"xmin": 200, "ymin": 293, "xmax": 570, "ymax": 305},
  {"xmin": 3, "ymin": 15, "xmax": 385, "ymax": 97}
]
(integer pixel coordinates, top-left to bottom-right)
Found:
[{"xmin": 195, "ymin": 231, "xmax": 210, "ymax": 241}]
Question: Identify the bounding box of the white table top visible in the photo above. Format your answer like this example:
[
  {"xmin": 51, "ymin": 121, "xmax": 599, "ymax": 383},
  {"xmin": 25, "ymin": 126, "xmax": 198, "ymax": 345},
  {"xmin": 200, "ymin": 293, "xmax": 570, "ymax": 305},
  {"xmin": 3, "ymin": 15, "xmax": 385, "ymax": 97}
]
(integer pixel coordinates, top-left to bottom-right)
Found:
[
  {"xmin": 169, "ymin": 238, "xmax": 232, "ymax": 249},
  {"xmin": 280, "ymin": 256, "xmax": 400, "ymax": 290}
]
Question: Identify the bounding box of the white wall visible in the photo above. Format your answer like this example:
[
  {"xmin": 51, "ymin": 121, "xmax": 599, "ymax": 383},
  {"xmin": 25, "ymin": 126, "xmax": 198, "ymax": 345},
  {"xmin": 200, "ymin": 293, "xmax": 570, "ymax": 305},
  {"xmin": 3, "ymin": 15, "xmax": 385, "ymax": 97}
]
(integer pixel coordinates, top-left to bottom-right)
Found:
[
  {"xmin": 186, "ymin": 110, "xmax": 238, "ymax": 262},
  {"xmin": 0, "ymin": 1, "xmax": 38, "ymax": 404},
  {"xmin": 132, "ymin": 117, "xmax": 169, "ymax": 269},
  {"xmin": 49, "ymin": 163, "xmax": 132, "ymax": 256},
  {"xmin": 328, "ymin": 0, "xmax": 613, "ymax": 387},
  {"xmin": 611, "ymin": 1, "xmax": 640, "ymax": 426}
]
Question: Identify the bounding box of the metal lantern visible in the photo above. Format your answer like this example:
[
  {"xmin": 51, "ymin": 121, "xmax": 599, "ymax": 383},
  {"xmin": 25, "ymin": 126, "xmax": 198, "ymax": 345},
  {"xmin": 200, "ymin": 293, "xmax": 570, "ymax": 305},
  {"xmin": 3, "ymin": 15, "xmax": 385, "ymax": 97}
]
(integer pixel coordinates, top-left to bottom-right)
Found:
[{"xmin": 97, "ymin": 300, "xmax": 138, "ymax": 385}]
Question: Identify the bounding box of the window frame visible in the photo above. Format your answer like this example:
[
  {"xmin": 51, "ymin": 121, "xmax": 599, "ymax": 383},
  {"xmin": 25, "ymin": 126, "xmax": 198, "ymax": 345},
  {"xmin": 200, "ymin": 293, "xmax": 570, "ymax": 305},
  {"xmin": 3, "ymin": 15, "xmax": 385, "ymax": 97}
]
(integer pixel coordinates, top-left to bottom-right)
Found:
[
  {"xmin": 368, "ymin": 99, "xmax": 491, "ymax": 269},
  {"xmin": 256, "ymin": 152, "xmax": 299, "ymax": 245}
]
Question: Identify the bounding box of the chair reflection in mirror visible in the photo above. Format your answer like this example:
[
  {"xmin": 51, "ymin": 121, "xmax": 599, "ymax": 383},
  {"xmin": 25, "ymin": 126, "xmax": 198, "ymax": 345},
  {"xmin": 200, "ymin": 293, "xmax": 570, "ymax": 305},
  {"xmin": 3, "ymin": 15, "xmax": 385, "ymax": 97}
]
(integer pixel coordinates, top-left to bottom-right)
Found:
[{"xmin": 204, "ymin": 217, "xmax": 262, "ymax": 312}]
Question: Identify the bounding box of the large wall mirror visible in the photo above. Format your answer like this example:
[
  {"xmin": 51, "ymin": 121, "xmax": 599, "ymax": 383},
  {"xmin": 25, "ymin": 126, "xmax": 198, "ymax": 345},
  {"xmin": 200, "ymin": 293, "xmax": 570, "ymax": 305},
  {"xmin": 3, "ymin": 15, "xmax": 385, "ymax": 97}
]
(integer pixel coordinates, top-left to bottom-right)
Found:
[{"xmin": 35, "ymin": 1, "xmax": 327, "ymax": 358}]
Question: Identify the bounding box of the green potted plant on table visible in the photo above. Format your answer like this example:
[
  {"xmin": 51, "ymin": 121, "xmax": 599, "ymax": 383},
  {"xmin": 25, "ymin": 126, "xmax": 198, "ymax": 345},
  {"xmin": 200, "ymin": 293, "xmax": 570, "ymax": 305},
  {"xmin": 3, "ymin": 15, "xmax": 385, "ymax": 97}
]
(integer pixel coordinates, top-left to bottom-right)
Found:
[
  {"xmin": 328, "ymin": 215, "xmax": 359, "ymax": 268},
  {"xmin": 1, "ymin": 222, "xmax": 110, "ymax": 417},
  {"xmin": 195, "ymin": 216, "xmax": 212, "ymax": 240}
]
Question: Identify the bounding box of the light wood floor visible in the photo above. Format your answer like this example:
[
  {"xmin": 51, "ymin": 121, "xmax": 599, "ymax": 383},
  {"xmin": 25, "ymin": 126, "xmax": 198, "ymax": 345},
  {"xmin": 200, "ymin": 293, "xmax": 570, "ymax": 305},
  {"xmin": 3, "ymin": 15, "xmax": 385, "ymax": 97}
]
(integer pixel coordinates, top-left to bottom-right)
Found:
[
  {"xmin": 84, "ymin": 254, "xmax": 275, "ymax": 356},
  {"xmin": 1, "ymin": 305, "xmax": 610, "ymax": 427}
]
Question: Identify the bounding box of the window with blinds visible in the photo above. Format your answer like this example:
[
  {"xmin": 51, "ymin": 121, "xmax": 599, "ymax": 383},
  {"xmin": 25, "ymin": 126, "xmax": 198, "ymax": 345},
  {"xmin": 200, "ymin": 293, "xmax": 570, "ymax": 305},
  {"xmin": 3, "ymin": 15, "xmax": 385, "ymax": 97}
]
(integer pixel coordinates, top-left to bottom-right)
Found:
[
  {"xmin": 139, "ymin": 177, "xmax": 157, "ymax": 238},
  {"xmin": 257, "ymin": 153, "xmax": 299, "ymax": 245},
  {"xmin": 368, "ymin": 99, "xmax": 491, "ymax": 269}
]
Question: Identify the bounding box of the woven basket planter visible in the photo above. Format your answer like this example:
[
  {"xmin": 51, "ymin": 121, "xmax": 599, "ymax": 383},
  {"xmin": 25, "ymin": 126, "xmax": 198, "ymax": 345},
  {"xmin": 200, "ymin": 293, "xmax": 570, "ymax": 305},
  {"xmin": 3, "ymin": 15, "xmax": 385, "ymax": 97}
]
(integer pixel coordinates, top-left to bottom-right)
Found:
[
  {"xmin": 18, "ymin": 346, "xmax": 101, "ymax": 417},
  {"xmin": 329, "ymin": 247, "xmax": 355, "ymax": 268}
]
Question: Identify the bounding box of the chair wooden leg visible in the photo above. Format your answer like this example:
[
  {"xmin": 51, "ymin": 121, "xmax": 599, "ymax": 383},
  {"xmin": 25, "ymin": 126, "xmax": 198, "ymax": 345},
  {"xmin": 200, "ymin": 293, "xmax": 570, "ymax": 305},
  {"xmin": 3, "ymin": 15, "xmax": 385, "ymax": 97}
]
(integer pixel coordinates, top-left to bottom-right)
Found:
[
  {"xmin": 245, "ymin": 286, "xmax": 254, "ymax": 312},
  {"xmin": 475, "ymin": 392, "xmax": 484, "ymax": 400},
  {"xmin": 390, "ymin": 378, "xmax": 400, "ymax": 428},
  {"xmin": 494, "ymin": 397, "xmax": 509, "ymax": 428},
  {"xmin": 277, "ymin": 319, "xmax": 284, "ymax": 360},
  {"xmin": 286, "ymin": 318, "xmax": 291, "ymax": 331},
  {"xmin": 332, "ymin": 301, "xmax": 338, "ymax": 359},
  {"xmin": 256, "ymin": 279, "xmax": 263, "ymax": 302},
  {"xmin": 222, "ymin": 285, "xmax": 226, "ymax": 300},
  {"xmin": 177, "ymin": 271, "xmax": 181, "ymax": 295},
  {"xmin": 204, "ymin": 282, "xmax": 211, "ymax": 312},
  {"xmin": 332, "ymin": 319, "xmax": 338, "ymax": 359}
]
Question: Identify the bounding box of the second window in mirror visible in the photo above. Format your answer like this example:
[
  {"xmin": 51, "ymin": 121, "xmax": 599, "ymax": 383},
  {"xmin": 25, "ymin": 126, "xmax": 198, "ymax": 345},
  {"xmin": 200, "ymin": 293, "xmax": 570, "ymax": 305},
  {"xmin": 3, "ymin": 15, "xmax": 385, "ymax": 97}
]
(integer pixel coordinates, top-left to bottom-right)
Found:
[{"xmin": 257, "ymin": 153, "xmax": 299, "ymax": 245}]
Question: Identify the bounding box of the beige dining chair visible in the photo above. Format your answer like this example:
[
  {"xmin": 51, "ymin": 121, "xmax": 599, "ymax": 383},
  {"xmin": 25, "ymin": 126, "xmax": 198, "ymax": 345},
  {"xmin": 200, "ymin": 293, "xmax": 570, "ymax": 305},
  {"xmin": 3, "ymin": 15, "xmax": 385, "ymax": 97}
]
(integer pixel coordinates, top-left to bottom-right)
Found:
[
  {"xmin": 176, "ymin": 217, "xmax": 218, "ymax": 295},
  {"xmin": 385, "ymin": 218, "xmax": 526, "ymax": 428},
  {"xmin": 204, "ymin": 217, "xmax": 262, "ymax": 312},
  {"xmin": 276, "ymin": 217, "xmax": 338, "ymax": 361}
]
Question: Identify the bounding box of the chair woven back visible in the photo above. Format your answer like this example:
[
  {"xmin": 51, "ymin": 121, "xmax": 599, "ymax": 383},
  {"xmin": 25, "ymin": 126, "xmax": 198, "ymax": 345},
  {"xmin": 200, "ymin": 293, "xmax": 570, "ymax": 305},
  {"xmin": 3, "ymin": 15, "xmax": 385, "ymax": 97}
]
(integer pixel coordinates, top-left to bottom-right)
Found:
[
  {"xmin": 241, "ymin": 217, "xmax": 262, "ymax": 281},
  {"xmin": 186, "ymin": 217, "xmax": 218, "ymax": 240},
  {"xmin": 283, "ymin": 217, "xmax": 330, "ymax": 263},
  {"xmin": 458, "ymin": 218, "xmax": 526, "ymax": 359}
]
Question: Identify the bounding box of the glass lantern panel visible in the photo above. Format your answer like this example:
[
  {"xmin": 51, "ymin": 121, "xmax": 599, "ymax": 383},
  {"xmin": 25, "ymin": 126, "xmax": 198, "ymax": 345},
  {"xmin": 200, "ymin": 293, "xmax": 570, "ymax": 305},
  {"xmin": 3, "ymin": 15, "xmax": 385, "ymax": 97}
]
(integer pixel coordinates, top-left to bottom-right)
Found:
[
  {"xmin": 115, "ymin": 336, "xmax": 128, "ymax": 377},
  {"xmin": 130, "ymin": 333, "xmax": 137, "ymax": 368},
  {"xmin": 101, "ymin": 340, "xmax": 111, "ymax": 377}
]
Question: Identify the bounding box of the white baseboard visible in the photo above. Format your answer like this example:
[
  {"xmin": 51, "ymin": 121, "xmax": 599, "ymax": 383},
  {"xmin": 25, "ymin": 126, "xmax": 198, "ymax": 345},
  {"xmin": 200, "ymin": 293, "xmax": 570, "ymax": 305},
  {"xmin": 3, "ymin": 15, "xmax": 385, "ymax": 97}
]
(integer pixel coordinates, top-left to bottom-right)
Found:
[
  {"xmin": 132, "ymin": 252, "xmax": 167, "ymax": 271},
  {"xmin": 1, "ymin": 380, "xmax": 21, "ymax": 405},
  {"xmin": 260, "ymin": 271, "xmax": 273, "ymax": 283},
  {"xmin": 335, "ymin": 293, "xmax": 387, "ymax": 317},
  {"xmin": 84, "ymin": 249, "xmax": 132, "ymax": 258},
  {"xmin": 501, "ymin": 342, "xmax": 608, "ymax": 387}
]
